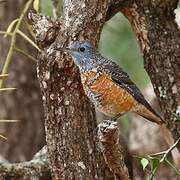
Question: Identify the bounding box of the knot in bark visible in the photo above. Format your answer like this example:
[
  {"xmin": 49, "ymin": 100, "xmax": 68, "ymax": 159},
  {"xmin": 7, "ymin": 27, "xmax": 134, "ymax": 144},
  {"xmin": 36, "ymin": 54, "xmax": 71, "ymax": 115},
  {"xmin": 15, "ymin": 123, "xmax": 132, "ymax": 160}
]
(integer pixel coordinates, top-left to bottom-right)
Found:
[{"xmin": 28, "ymin": 10, "xmax": 61, "ymax": 48}]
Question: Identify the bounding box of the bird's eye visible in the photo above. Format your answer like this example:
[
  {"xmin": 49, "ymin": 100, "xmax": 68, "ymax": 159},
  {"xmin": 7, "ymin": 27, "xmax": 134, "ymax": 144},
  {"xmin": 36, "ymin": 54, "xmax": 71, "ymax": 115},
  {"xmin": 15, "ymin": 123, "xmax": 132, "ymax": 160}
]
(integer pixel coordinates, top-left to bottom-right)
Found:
[{"xmin": 79, "ymin": 47, "xmax": 85, "ymax": 52}]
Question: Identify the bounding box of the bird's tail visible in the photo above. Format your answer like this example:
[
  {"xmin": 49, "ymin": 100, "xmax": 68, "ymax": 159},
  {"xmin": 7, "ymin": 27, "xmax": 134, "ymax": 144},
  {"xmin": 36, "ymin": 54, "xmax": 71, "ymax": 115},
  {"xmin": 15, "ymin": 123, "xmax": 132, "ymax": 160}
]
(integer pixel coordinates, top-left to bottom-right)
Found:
[
  {"xmin": 133, "ymin": 103, "xmax": 164, "ymax": 125},
  {"xmin": 134, "ymin": 105, "xmax": 180, "ymax": 168}
]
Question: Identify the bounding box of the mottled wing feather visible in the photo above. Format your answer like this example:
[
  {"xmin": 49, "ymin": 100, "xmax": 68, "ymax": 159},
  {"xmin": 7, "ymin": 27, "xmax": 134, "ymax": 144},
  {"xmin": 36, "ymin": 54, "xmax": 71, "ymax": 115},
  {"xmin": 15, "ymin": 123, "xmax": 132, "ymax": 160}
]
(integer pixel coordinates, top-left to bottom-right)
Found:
[{"xmin": 102, "ymin": 61, "xmax": 161, "ymax": 119}]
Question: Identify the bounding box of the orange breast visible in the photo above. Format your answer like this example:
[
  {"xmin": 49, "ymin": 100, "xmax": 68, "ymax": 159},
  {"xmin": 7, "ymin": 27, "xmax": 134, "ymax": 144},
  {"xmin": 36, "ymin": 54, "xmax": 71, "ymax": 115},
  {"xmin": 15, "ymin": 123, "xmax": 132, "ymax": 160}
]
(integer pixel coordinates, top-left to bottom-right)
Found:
[{"xmin": 81, "ymin": 71, "xmax": 135, "ymax": 117}]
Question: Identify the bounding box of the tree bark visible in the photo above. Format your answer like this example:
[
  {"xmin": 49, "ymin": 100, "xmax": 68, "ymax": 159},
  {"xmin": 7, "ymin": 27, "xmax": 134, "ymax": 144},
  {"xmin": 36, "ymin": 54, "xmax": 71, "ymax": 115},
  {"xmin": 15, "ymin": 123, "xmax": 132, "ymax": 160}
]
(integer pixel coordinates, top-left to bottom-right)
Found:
[
  {"xmin": 98, "ymin": 120, "xmax": 132, "ymax": 180},
  {"xmin": 0, "ymin": 146, "xmax": 51, "ymax": 180},
  {"xmin": 28, "ymin": 0, "xmax": 114, "ymax": 178},
  {"xmin": 0, "ymin": 0, "xmax": 45, "ymax": 162},
  {"xmin": 121, "ymin": 0, "xmax": 180, "ymax": 142}
]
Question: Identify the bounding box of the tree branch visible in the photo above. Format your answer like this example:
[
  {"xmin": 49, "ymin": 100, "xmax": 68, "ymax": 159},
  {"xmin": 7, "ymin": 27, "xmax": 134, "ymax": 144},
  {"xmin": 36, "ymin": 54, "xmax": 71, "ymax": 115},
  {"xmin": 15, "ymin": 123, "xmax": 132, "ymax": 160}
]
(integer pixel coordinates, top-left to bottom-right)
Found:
[
  {"xmin": 160, "ymin": 137, "xmax": 180, "ymax": 163},
  {"xmin": 0, "ymin": 146, "xmax": 51, "ymax": 180},
  {"xmin": 98, "ymin": 120, "xmax": 131, "ymax": 180},
  {"xmin": 123, "ymin": 0, "xmax": 180, "ymax": 142},
  {"xmin": 106, "ymin": 0, "xmax": 133, "ymax": 20}
]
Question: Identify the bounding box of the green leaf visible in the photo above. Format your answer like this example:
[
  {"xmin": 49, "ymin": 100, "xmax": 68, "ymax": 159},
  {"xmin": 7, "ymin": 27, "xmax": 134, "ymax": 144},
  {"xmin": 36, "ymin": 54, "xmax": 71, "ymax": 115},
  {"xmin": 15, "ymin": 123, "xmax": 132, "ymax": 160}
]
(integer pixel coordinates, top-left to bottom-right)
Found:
[
  {"xmin": 141, "ymin": 158, "xmax": 149, "ymax": 170},
  {"xmin": 4, "ymin": 19, "xmax": 19, "ymax": 37},
  {"xmin": 172, "ymin": 112, "xmax": 180, "ymax": 121},
  {"xmin": 149, "ymin": 159, "xmax": 160, "ymax": 180},
  {"xmin": 152, "ymin": 159, "xmax": 160, "ymax": 171},
  {"xmin": 33, "ymin": 0, "xmax": 40, "ymax": 12}
]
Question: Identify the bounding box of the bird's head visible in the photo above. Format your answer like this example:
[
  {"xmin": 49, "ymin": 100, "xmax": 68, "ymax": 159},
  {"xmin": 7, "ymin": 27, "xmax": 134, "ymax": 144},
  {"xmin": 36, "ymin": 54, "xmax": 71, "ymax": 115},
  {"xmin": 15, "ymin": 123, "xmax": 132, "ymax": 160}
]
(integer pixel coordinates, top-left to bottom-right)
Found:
[{"xmin": 61, "ymin": 41, "xmax": 100, "ymax": 72}]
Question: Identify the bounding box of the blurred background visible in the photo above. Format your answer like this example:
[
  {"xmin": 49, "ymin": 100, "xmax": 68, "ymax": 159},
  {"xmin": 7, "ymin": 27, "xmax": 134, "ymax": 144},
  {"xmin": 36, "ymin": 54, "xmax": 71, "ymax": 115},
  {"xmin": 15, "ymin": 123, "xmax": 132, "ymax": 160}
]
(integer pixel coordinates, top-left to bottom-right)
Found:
[{"xmin": 0, "ymin": 0, "xmax": 178, "ymax": 179}]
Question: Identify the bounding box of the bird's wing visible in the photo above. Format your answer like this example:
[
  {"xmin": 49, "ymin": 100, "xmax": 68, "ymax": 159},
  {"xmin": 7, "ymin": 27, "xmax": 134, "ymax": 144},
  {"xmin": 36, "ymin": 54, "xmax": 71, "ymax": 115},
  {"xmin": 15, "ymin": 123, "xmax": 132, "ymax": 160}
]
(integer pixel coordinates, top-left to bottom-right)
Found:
[{"xmin": 102, "ymin": 61, "xmax": 160, "ymax": 117}]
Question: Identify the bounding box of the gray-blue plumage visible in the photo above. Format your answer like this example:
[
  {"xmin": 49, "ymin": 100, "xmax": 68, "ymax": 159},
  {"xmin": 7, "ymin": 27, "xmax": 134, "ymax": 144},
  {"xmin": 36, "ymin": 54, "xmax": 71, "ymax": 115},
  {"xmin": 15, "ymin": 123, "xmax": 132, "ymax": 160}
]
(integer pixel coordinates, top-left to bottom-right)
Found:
[{"xmin": 64, "ymin": 40, "xmax": 164, "ymax": 124}]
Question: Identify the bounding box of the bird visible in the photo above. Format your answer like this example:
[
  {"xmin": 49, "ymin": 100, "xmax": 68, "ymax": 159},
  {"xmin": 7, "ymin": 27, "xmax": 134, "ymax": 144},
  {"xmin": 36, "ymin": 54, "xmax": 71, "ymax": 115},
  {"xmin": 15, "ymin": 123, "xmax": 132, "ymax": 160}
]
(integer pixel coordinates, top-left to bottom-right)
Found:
[
  {"xmin": 58, "ymin": 40, "xmax": 180, "ymax": 167},
  {"xmin": 60, "ymin": 40, "xmax": 164, "ymax": 125}
]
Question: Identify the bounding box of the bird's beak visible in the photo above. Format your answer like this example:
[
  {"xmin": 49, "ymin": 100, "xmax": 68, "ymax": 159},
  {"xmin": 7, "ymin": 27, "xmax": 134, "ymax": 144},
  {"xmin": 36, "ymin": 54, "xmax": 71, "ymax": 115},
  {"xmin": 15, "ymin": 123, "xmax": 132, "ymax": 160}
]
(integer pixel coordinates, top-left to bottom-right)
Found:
[
  {"xmin": 56, "ymin": 47, "xmax": 76, "ymax": 52},
  {"xmin": 57, "ymin": 47, "xmax": 71, "ymax": 52}
]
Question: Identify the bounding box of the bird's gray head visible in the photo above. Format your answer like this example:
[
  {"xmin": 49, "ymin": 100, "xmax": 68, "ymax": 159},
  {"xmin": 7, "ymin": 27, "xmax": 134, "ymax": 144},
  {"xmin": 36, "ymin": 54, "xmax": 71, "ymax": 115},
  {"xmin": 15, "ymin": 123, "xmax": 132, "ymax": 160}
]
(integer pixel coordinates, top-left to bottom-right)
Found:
[{"xmin": 63, "ymin": 41, "xmax": 101, "ymax": 72}]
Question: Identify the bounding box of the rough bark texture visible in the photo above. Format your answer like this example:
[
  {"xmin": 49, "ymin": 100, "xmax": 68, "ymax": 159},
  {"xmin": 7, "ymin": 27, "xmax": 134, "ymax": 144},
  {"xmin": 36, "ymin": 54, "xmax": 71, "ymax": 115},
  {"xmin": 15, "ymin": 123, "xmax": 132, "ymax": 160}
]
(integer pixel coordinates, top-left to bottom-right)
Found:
[
  {"xmin": 28, "ymin": 0, "xmax": 115, "ymax": 178},
  {"xmin": 0, "ymin": 0, "xmax": 45, "ymax": 162},
  {"xmin": 121, "ymin": 0, "xmax": 180, "ymax": 142},
  {"xmin": 0, "ymin": 146, "xmax": 51, "ymax": 180},
  {"xmin": 98, "ymin": 120, "xmax": 132, "ymax": 180}
]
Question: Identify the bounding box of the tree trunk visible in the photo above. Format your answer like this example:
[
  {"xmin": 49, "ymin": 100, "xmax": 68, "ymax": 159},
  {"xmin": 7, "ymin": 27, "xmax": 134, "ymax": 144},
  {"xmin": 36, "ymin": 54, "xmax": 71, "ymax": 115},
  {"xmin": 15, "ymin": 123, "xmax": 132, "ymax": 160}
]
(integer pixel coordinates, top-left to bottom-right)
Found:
[
  {"xmin": 0, "ymin": 0, "xmax": 45, "ymax": 162},
  {"xmin": 29, "ymin": 0, "xmax": 117, "ymax": 179},
  {"xmin": 121, "ymin": 0, "xmax": 180, "ymax": 141}
]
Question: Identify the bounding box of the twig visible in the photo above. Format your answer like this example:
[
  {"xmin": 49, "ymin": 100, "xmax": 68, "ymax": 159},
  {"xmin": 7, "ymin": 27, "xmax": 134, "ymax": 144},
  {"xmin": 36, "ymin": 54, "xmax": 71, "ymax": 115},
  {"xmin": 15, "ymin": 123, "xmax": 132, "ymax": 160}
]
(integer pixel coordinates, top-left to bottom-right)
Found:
[
  {"xmin": 14, "ymin": 47, "xmax": 37, "ymax": 62},
  {"xmin": 133, "ymin": 138, "xmax": 180, "ymax": 176},
  {"xmin": 0, "ymin": 74, "xmax": 8, "ymax": 78},
  {"xmin": 148, "ymin": 138, "xmax": 180, "ymax": 159},
  {"xmin": 160, "ymin": 137, "xmax": 180, "ymax": 163},
  {"xmin": 0, "ymin": 134, "xmax": 7, "ymax": 140},
  {"xmin": 23, "ymin": 19, "xmax": 35, "ymax": 38},
  {"xmin": 97, "ymin": 120, "xmax": 131, "ymax": 180},
  {"xmin": 0, "ymin": 146, "xmax": 52, "ymax": 179},
  {"xmin": 0, "ymin": 0, "xmax": 34, "ymax": 88},
  {"xmin": 165, "ymin": 159, "xmax": 180, "ymax": 176},
  {"xmin": 0, "ymin": 87, "xmax": 16, "ymax": 91},
  {"xmin": 148, "ymin": 151, "xmax": 167, "ymax": 157},
  {"xmin": 0, "ymin": 120, "xmax": 19, "ymax": 122},
  {"xmin": 0, "ymin": 31, "xmax": 12, "ymax": 36},
  {"xmin": 17, "ymin": 30, "xmax": 40, "ymax": 51}
]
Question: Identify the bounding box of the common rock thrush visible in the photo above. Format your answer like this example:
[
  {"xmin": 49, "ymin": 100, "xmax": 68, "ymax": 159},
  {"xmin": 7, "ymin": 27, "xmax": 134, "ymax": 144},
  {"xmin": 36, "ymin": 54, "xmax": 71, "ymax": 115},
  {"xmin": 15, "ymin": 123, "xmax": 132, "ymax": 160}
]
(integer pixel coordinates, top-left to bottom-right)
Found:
[{"xmin": 62, "ymin": 40, "xmax": 165, "ymax": 125}]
